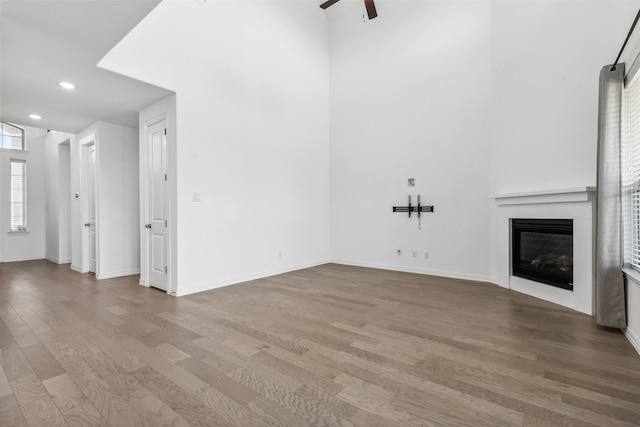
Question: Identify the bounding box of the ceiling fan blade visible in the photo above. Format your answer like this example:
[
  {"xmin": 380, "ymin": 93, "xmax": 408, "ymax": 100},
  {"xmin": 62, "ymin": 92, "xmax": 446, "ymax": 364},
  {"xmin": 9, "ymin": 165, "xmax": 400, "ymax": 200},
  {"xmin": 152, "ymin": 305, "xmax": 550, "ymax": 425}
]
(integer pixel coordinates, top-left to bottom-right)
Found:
[
  {"xmin": 364, "ymin": 0, "xmax": 377, "ymax": 19},
  {"xmin": 319, "ymin": 0, "xmax": 341, "ymax": 10}
]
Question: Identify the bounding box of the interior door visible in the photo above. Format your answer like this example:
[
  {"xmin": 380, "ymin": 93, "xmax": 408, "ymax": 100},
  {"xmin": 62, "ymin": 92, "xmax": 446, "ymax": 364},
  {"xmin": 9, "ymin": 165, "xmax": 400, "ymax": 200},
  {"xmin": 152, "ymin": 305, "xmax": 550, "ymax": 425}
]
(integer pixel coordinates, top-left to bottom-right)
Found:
[
  {"xmin": 84, "ymin": 143, "xmax": 97, "ymax": 273},
  {"xmin": 147, "ymin": 120, "xmax": 167, "ymax": 291}
]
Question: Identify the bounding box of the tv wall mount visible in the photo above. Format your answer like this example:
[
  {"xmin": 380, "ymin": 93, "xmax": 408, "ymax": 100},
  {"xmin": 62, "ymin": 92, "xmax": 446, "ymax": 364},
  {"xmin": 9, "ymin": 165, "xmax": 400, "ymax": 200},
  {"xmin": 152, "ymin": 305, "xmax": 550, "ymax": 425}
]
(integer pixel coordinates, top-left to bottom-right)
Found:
[{"xmin": 392, "ymin": 195, "xmax": 434, "ymax": 229}]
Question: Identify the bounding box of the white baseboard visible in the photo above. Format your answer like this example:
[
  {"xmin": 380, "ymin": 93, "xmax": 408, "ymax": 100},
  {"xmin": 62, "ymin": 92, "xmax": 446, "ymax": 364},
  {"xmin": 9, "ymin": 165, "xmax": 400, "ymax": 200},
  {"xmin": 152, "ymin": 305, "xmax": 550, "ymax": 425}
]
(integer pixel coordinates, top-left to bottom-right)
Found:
[
  {"xmin": 175, "ymin": 260, "xmax": 330, "ymax": 297},
  {"xmin": 624, "ymin": 326, "xmax": 640, "ymax": 356},
  {"xmin": 70, "ymin": 264, "xmax": 85, "ymax": 273},
  {"xmin": 46, "ymin": 256, "xmax": 71, "ymax": 265},
  {"xmin": 1, "ymin": 256, "xmax": 45, "ymax": 263},
  {"xmin": 487, "ymin": 276, "xmax": 501, "ymax": 286},
  {"xmin": 330, "ymin": 259, "xmax": 493, "ymax": 284},
  {"xmin": 96, "ymin": 268, "xmax": 140, "ymax": 280}
]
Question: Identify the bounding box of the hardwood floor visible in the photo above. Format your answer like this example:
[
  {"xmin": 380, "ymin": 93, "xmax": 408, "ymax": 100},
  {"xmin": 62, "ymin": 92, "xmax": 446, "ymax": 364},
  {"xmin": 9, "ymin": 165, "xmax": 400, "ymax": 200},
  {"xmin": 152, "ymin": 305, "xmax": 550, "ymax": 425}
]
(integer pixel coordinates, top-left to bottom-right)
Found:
[{"xmin": 1, "ymin": 260, "xmax": 639, "ymax": 426}]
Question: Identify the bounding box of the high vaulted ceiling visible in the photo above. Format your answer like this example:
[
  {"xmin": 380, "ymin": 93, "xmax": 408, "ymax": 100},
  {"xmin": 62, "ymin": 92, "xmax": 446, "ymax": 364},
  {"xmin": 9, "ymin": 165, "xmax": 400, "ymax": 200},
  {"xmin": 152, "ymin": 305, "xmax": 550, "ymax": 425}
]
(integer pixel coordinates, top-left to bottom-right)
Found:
[{"xmin": 0, "ymin": 0, "xmax": 173, "ymax": 133}]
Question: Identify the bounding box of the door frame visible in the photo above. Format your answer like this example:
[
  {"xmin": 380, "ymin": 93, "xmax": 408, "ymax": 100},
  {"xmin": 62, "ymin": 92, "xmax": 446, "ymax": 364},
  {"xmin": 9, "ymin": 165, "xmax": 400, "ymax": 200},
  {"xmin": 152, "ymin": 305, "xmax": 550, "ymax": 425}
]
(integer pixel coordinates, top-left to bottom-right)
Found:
[
  {"xmin": 140, "ymin": 113, "xmax": 173, "ymax": 294},
  {"xmin": 80, "ymin": 134, "xmax": 98, "ymax": 274}
]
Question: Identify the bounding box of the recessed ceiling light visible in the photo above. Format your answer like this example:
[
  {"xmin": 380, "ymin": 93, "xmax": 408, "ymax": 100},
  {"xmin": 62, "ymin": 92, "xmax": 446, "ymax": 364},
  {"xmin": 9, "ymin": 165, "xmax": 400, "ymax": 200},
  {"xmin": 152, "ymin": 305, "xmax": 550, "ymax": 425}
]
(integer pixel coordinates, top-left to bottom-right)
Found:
[
  {"xmin": 28, "ymin": 114, "xmax": 42, "ymax": 120},
  {"xmin": 59, "ymin": 81, "xmax": 76, "ymax": 90}
]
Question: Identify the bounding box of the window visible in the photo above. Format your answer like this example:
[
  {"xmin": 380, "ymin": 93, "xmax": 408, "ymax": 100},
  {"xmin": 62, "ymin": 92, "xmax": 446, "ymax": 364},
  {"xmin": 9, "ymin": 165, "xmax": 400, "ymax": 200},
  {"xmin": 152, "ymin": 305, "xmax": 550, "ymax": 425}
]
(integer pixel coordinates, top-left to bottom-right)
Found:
[
  {"xmin": 1, "ymin": 122, "xmax": 25, "ymax": 150},
  {"xmin": 10, "ymin": 159, "xmax": 27, "ymax": 232},
  {"xmin": 624, "ymin": 68, "xmax": 640, "ymax": 270}
]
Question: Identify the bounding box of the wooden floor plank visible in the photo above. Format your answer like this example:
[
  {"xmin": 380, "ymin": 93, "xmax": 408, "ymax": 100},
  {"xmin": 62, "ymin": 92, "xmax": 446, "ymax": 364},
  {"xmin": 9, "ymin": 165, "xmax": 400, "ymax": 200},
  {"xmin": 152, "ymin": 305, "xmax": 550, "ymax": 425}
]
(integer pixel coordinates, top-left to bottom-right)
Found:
[
  {"xmin": 0, "ymin": 361, "xmax": 13, "ymax": 398},
  {"xmin": 10, "ymin": 374, "xmax": 69, "ymax": 427},
  {"xmin": 21, "ymin": 343, "xmax": 65, "ymax": 381},
  {"xmin": 0, "ymin": 260, "xmax": 638, "ymax": 426},
  {"xmin": 63, "ymin": 357, "xmax": 150, "ymax": 427},
  {"xmin": 130, "ymin": 365, "xmax": 229, "ymax": 427},
  {"xmin": 42, "ymin": 373, "xmax": 105, "ymax": 427},
  {"xmin": 123, "ymin": 338, "xmax": 209, "ymax": 393},
  {"xmin": 1, "ymin": 342, "xmax": 36, "ymax": 381}
]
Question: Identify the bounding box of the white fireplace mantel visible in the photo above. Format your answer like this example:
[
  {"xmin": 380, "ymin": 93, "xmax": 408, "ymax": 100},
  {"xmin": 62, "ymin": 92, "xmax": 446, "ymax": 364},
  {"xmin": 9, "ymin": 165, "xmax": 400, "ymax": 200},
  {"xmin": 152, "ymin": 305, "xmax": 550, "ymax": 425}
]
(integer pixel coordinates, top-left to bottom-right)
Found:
[
  {"xmin": 494, "ymin": 187, "xmax": 596, "ymax": 206},
  {"xmin": 494, "ymin": 187, "xmax": 595, "ymax": 315}
]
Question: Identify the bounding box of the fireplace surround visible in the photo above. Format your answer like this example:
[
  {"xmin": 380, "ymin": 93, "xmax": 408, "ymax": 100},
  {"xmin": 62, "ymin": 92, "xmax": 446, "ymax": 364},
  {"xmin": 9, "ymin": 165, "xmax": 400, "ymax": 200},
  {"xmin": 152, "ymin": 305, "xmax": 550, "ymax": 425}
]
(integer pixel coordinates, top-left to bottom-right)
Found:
[{"xmin": 494, "ymin": 187, "xmax": 595, "ymax": 315}]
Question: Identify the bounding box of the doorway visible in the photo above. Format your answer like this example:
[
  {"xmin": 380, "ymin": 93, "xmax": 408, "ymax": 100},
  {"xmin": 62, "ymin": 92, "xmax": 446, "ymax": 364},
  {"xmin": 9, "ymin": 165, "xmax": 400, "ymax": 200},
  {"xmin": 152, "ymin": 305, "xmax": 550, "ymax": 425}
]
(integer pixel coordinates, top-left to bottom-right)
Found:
[
  {"xmin": 80, "ymin": 135, "xmax": 97, "ymax": 274},
  {"xmin": 144, "ymin": 118, "xmax": 168, "ymax": 291},
  {"xmin": 59, "ymin": 141, "xmax": 71, "ymax": 263}
]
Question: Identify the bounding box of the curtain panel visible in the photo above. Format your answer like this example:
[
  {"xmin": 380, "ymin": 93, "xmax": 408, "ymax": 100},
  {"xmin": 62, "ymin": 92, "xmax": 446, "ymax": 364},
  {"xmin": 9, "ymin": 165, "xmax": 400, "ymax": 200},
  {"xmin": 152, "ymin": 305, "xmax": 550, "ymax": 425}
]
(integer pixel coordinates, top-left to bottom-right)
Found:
[{"xmin": 595, "ymin": 64, "xmax": 627, "ymax": 328}]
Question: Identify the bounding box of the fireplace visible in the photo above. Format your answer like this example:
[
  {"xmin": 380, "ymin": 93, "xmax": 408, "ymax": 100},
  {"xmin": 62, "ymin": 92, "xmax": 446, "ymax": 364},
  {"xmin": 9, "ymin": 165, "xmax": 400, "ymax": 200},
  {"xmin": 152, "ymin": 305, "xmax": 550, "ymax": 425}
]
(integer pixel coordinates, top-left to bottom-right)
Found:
[{"xmin": 511, "ymin": 219, "xmax": 573, "ymax": 291}]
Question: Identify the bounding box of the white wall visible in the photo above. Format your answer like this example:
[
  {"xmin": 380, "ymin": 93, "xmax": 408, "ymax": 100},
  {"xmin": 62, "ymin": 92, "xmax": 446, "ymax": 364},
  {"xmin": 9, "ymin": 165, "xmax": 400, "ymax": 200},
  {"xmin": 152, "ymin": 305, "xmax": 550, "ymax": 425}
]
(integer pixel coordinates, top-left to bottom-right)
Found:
[
  {"xmin": 490, "ymin": 1, "xmax": 639, "ymax": 195},
  {"xmin": 59, "ymin": 142, "xmax": 71, "ymax": 263},
  {"xmin": 100, "ymin": 0, "xmax": 331, "ymax": 295},
  {"xmin": 626, "ymin": 279, "xmax": 640, "ymax": 355},
  {"xmin": 0, "ymin": 126, "xmax": 47, "ymax": 262},
  {"xmin": 44, "ymin": 132, "xmax": 59, "ymax": 262},
  {"xmin": 100, "ymin": 0, "xmax": 640, "ymax": 347},
  {"xmin": 329, "ymin": 1, "xmax": 492, "ymax": 281},
  {"xmin": 97, "ymin": 122, "xmax": 140, "ymax": 279},
  {"xmin": 44, "ymin": 130, "xmax": 73, "ymax": 264},
  {"xmin": 72, "ymin": 121, "xmax": 140, "ymax": 278}
]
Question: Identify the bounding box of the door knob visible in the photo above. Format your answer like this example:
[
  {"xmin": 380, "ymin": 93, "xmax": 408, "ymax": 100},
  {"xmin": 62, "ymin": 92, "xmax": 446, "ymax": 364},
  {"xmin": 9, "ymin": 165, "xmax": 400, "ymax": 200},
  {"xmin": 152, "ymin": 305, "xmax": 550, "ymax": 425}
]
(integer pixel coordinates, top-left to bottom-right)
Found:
[
  {"xmin": 145, "ymin": 224, "xmax": 152, "ymax": 229},
  {"xmin": 84, "ymin": 223, "xmax": 90, "ymax": 227}
]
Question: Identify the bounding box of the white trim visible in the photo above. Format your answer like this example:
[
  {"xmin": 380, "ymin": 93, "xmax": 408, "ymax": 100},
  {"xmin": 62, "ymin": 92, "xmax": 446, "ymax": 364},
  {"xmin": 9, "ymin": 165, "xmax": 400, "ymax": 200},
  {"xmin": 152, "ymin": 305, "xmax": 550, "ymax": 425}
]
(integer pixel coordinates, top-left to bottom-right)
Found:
[
  {"xmin": 139, "ymin": 96, "xmax": 175, "ymax": 295},
  {"xmin": 623, "ymin": 267, "xmax": 640, "ymax": 356},
  {"xmin": 622, "ymin": 267, "xmax": 640, "ymax": 286},
  {"xmin": 331, "ymin": 259, "xmax": 493, "ymax": 284},
  {"xmin": 175, "ymin": 260, "xmax": 330, "ymax": 297},
  {"xmin": 140, "ymin": 112, "xmax": 169, "ymax": 293},
  {"xmin": 80, "ymin": 134, "xmax": 98, "ymax": 275},
  {"xmin": 494, "ymin": 187, "xmax": 596, "ymax": 206},
  {"xmin": 45, "ymin": 256, "xmax": 71, "ymax": 264},
  {"xmin": 70, "ymin": 264, "xmax": 84, "ymax": 273},
  {"xmin": 96, "ymin": 268, "xmax": 140, "ymax": 280},
  {"xmin": 487, "ymin": 276, "xmax": 500, "ymax": 286},
  {"xmin": 0, "ymin": 148, "xmax": 28, "ymax": 153},
  {"xmin": 624, "ymin": 327, "xmax": 640, "ymax": 356},
  {"xmin": 626, "ymin": 53, "xmax": 640, "ymax": 88},
  {"xmin": 0, "ymin": 256, "xmax": 44, "ymax": 263}
]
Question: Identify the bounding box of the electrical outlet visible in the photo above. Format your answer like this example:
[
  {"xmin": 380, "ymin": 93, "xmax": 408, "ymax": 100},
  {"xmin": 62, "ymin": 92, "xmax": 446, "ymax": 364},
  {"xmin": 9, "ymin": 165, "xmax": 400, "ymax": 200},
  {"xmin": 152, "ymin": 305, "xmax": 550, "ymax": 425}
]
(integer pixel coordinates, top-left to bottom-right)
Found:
[
  {"xmin": 412, "ymin": 251, "xmax": 417, "ymax": 257},
  {"xmin": 424, "ymin": 251, "xmax": 430, "ymax": 259},
  {"xmin": 396, "ymin": 249, "xmax": 402, "ymax": 256}
]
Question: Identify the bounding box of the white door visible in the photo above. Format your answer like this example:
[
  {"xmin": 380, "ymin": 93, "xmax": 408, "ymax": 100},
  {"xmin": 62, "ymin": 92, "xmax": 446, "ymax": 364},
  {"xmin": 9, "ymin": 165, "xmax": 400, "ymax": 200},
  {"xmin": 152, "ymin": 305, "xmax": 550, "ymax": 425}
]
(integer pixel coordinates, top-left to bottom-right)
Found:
[
  {"xmin": 83, "ymin": 142, "xmax": 97, "ymax": 273},
  {"xmin": 147, "ymin": 120, "xmax": 167, "ymax": 291}
]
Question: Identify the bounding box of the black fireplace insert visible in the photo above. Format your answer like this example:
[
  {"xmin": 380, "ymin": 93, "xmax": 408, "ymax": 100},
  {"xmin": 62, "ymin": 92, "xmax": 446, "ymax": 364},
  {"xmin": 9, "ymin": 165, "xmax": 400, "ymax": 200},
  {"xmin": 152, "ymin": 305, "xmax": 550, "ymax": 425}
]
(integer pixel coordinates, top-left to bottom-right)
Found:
[{"xmin": 511, "ymin": 218, "xmax": 573, "ymax": 291}]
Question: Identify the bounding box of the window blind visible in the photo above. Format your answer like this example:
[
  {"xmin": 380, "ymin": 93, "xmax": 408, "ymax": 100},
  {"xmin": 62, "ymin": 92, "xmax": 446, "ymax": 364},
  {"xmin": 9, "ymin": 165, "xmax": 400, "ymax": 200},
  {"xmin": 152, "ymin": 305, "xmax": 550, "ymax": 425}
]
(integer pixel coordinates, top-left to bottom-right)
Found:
[
  {"xmin": 627, "ymin": 70, "xmax": 640, "ymax": 268},
  {"xmin": 10, "ymin": 159, "xmax": 26, "ymax": 231}
]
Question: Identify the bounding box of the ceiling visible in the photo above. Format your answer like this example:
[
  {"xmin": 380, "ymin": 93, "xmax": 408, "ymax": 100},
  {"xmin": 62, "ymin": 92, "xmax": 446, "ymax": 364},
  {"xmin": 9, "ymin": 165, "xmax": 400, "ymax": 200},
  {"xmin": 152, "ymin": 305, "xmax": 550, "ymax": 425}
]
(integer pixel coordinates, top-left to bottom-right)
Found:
[
  {"xmin": 0, "ymin": 0, "xmax": 173, "ymax": 133},
  {"xmin": 0, "ymin": 0, "xmax": 371, "ymax": 134}
]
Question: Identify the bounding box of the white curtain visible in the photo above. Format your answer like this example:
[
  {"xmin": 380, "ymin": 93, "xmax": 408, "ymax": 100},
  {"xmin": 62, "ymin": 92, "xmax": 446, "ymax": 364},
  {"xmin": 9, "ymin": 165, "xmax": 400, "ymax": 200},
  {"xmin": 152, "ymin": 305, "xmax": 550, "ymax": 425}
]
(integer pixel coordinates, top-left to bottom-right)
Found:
[{"xmin": 595, "ymin": 64, "xmax": 627, "ymax": 328}]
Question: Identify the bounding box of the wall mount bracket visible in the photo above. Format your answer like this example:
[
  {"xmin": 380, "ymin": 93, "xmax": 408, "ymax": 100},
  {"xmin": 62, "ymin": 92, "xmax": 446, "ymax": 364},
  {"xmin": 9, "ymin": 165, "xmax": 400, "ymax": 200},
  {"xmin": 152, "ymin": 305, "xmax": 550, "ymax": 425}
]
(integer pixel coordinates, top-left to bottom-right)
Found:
[{"xmin": 393, "ymin": 195, "xmax": 434, "ymax": 228}]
